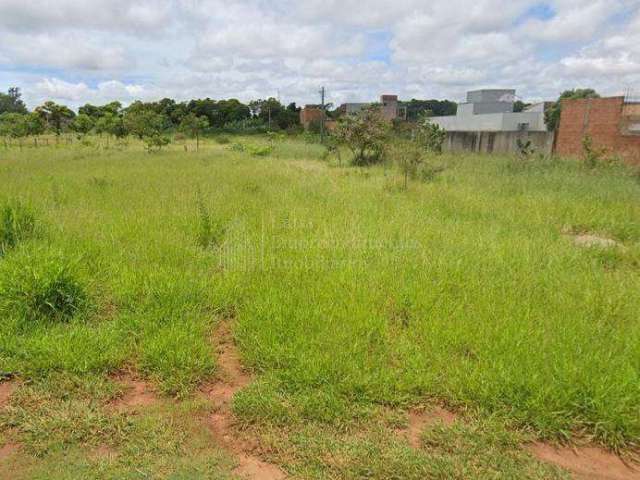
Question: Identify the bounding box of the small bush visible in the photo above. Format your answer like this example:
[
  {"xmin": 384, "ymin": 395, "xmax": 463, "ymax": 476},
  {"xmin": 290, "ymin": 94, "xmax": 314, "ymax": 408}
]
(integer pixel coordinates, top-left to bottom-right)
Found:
[
  {"xmin": 196, "ymin": 191, "xmax": 225, "ymax": 249},
  {"xmin": 144, "ymin": 134, "xmax": 171, "ymax": 153},
  {"xmin": 516, "ymin": 138, "xmax": 535, "ymax": 160},
  {"xmin": 0, "ymin": 249, "xmax": 88, "ymax": 325},
  {"xmin": 227, "ymin": 142, "xmax": 245, "ymax": 152},
  {"xmin": 416, "ymin": 119, "xmax": 446, "ymax": 154},
  {"xmin": 247, "ymin": 144, "xmax": 273, "ymax": 157},
  {"xmin": 215, "ymin": 136, "xmax": 231, "ymax": 145},
  {"xmin": 0, "ymin": 201, "xmax": 37, "ymax": 256},
  {"xmin": 582, "ymin": 134, "xmax": 607, "ymax": 169}
]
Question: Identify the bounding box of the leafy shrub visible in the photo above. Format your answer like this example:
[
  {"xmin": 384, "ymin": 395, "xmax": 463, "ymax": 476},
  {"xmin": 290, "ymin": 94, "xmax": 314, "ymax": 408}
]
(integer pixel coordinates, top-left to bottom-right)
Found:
[
  {"xmin": 0, "ymin": 249, "xmax": 88, "ymax": 325},
  {"xmin": 227, "ymin": 142, "xmax": 245, "ymax": 152},
  {"xmin": 215, "ymin": 136, "xmax": 231, "ymax": 145},
  {"xmin": 416, "ymin": 119, "xmax": 446, "ymax": 153},
  {"xmin": 0, "ymin": 201, "xmax": 37, "ymax": 256},
  {"xmin": 303, "ymin": 131, "xmax": 321, "ymax": 144},
  {"xmin": 516, "ymin": 138, "xmax": 535, "ymax": 160},
  {"xmin": 144, "ymin": 134, "xmax": 171, "ymax": 153},
  {"xmin": 247, "ymin": 144, "xmax": 273, "ymax": 157}
]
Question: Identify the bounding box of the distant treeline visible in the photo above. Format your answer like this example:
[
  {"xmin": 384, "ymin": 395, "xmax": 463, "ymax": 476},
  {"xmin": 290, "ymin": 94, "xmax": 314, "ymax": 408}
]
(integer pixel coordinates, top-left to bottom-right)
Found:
[
  {"xmin": 400, "ymin": 99, "xmax": 458, "ymax": 120},
  {"xmin": 0, "ymin": 88, "xmax": 304, "ymax": 138},
  {"xmin": 0, "ymin": 86, "xmax": 464, "ymax": 139}
]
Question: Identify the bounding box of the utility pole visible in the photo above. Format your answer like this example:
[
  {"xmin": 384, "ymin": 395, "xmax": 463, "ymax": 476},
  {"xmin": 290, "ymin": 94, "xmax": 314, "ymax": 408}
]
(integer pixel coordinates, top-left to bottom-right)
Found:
[{"xmin": 319, "ymin": 86, "xmax": 326, "ymax": 143}]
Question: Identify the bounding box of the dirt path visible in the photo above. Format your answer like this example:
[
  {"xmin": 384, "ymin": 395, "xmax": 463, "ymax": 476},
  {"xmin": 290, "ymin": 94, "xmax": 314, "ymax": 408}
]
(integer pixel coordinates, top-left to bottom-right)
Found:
[
  {"xmin": 530, "ymin": 443, "xmax": 640, "ymax": 480},
  {"xmin": 0, "ymin": 381, "xmax": 15, "ymax": 408},
  {"xmin": 202, "ymin": 320, "xmax": 287, "ymax": 480},
  {"xmin": 399, "ymin": 407, "xmax": 458, "ymax": 448},
  {"xmin": 108, "ymin": 373, "xmax": 158, "ymax": 412},
  {"xmin": 0, "ymin": 381, "xmax": 20, "ymax": 462}
]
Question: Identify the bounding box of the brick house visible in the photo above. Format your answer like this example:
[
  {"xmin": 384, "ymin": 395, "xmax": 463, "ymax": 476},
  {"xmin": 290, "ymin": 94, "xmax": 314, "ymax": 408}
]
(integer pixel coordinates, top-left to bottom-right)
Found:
[
  {"xmin": 299, "ymin": 107, "xmax": 326, "ymax": 128},
  {"xmin": 555, "ymin": 96, "xmax": 640, "ymax": 164}
]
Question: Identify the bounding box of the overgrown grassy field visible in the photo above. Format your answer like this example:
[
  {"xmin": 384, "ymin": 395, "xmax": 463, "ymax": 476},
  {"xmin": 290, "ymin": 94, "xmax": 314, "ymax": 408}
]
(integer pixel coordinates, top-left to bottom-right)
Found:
[{"xmin": 1, "ymin": 136, "xmax": 639, "ymax": 478}]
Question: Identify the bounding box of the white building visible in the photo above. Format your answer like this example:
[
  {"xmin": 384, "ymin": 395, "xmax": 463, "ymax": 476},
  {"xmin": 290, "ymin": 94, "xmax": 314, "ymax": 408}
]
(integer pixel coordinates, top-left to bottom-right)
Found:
[{"xmin": 429, "ymin": 89, "xmax": 547, "ymax": 132}]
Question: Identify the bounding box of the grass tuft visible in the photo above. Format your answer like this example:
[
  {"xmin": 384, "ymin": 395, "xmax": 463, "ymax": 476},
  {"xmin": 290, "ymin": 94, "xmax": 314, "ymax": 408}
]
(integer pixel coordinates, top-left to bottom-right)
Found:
[
  {"xmin": 195, "ymin": 189, "xmax": 225, "ymax": 249},
  {"xmin": 0, "ymin": 248, "xmax": 89, "ymax": 326},
  {"xmin": 0, "ymin": 200, "xmax": 37, "ymax": 256}
]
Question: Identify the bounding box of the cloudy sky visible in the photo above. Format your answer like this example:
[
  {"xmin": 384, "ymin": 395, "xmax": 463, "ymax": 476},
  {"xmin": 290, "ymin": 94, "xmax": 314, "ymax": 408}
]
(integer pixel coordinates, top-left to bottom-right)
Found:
[{"xmin": 1, "ymin": 0, "xmax": 639, "ymax": 110}]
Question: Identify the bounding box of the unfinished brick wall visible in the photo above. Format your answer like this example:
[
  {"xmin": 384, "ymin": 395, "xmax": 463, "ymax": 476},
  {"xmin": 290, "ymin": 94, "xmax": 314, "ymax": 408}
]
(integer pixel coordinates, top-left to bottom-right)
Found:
[
  {"xmin": 555, "ymin": 97, "xmax": 640, "ymax": 164},
  {"xmin": 300, "ymin": 107, "xmax": 325, "ymax": 128}
]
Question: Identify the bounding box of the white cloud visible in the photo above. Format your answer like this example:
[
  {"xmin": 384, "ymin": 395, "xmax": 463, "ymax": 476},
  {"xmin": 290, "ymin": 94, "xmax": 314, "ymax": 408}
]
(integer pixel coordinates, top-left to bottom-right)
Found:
[
  {"xmin": 0, "ymin": 0, "xmax": 639, "ymax": 109},
  {"xmin": 0, "ymin": 0, "xmax": 172, "ymax": 34},
  {"xmin": 519, "ymin": 0, "xmax": 614, "ymax": 43},
  {"xmin": 0, "ymin": 32, "xmax": 131, "ymax": 71}
]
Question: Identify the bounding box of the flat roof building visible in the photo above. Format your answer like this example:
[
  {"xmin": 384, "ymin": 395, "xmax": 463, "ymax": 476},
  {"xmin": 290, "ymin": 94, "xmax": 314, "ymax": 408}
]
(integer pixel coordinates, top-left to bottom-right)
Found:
[{"xmin": 429, "ymin": 89, "xmax": 547, "ymax": 132}]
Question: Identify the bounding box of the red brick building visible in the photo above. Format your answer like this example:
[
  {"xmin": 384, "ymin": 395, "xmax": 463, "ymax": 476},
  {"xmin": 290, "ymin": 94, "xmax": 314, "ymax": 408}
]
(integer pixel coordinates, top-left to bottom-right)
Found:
[
  {"xmin": 299, "ymin": 107, "xmax": 326, "ymax": 128},
  {"xmin": 555, "ymin": 96, "xmax": 640, "ymax": 164},
  {"xmin": 299, "ymin": 107, "xmax": 336, "ymax": 131}
]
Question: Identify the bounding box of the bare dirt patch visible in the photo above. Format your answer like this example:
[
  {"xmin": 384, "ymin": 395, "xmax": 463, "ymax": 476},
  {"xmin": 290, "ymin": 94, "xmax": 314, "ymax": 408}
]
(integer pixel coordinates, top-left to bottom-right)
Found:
[
  {"xmin": 572, "ymin": 234, "xmax": 621, "ymax": 249},
  {"xmin": 400, "ymin": 406, "xmax": 458, "ymax": 449},
  {"xmin": 561, "ymin": 226, "xmax": 622, "ymax": 249},
  {"xmin": 530, "ymin": 442, "xmax": 640, "ymax": 480},
  {"xmin": 109, "ymin": 375, "xmax": 158, "ymax": 411},
  {"xmin": 89, "ymin": 444, "xmax": 119, "ymax": 461},
  {"xmin": 202, "ymin": 319, "xmax": 287, "ymax": 480},
  {"xmin": 0, "ymin": 442, "xmax": 19, "ymax": 462},
  {"xmin": 0, "ymin": 381, "xmax": 16, "ymax": 408}
]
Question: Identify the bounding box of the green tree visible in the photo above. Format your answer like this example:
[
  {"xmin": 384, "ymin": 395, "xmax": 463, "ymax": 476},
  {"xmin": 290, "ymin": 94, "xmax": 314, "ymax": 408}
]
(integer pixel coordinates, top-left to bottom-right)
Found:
[
  {"xmin": 35, "ymin": 101, "xmax": 75, "ymax": 136},
  {"xmin": 95, "ymin": 113, "xmax": 126, "ymax": 146},
  {"xmin": 248, "ymin": 98, "xmax": 299, "ymax": 130},
  {"xmin": 123, "ymin": 109, "xmax": 166, "ymax": 139},
  {"xmin": 25, "ymin": 113, "xmax": 45, "ymax": 138},
  {"xmin": 545, "ymin": 89, "xmax": 599, "ymax": 132},
  {"xmin": 0, "ymin": 113, "xmax": 29, "ymax": 141},
  {"xmin": 71, "ymin": 113, "xmax": 95, "ymax": 136},
  {"xmin": 179, "ymin": 113, "xmax": 209, "ymax": 151},
  {"xmin": 334, "ymin": 106, "xmax": 390, "ymax": 166},
  {"xmin": 0, "ymin": 87, "xmax": 28, "ymax": 115},
  {"xmin": 78, "ymin": 102, "xmax": 122, "ymax": 123},
  {"xmin": 401, "ymin": 99, "xmax": 457, "ymax": 121}
]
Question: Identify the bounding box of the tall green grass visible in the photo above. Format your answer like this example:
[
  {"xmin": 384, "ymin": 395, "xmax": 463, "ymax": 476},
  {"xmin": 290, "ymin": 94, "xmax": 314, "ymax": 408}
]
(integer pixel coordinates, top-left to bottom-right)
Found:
[{"xmin": 0, "ymin": 137, "xmax": 638, "ymax": 449}]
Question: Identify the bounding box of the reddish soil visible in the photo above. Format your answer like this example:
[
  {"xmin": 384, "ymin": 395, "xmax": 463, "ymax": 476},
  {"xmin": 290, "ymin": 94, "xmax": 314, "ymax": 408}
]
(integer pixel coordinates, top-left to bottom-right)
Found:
[
  {"xmin": 90, "ymin": 444, "xmax": 119, "ymax": 461},
  {"xmin": 0, "ymin": 381, "xmax": 16, "ymax": 408},
  {"xmin": 401, "ymin": 406, "xmax": 458, "ymax": 449},
  {"xmin": 203, "ymin": 320, "xmax": 287, "ymax": 480},
  {"xmin": 0, "ymin": 443, "xmax": 19, "ymax": 461},
  {"xmin": 530, "ymin": 443, "xmax": 640, "ymax": 480},
  {"xmin": 110, "ymin": 376, "xmax": 157, "ymax": 411}
]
